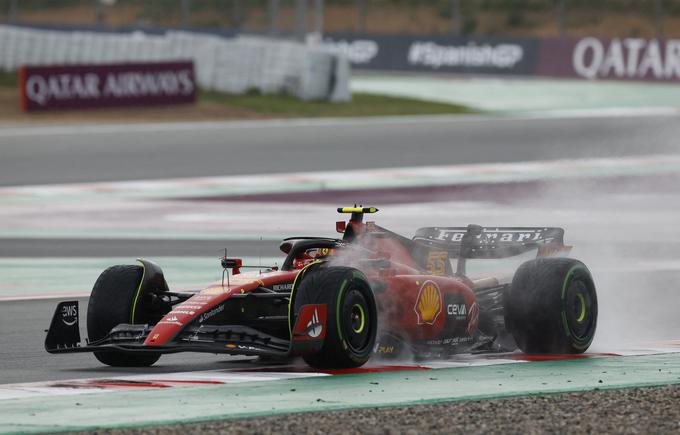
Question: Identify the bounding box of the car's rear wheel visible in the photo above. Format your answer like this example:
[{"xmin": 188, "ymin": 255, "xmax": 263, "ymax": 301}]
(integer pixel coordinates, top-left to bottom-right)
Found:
[
  {"xmin": 504, "ymin": 258, "xmax": 597, "ymax": 354},
  {"xmin": 294, "ymin": 266, "xmax": 377, "ymax": 368},
  {"xmin": 87, "ymin": 265, "xmax": 161, "ymax": 367}
]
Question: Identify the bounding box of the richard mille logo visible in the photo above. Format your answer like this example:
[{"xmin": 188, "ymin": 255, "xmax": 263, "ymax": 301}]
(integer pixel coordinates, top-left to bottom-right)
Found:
[{"xmin": 307, "ymin": 309, "xmax": 323, "ymax": 338}]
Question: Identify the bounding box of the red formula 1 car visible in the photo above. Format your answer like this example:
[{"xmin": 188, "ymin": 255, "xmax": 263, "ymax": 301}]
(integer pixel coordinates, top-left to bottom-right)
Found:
[{"xmin": 46, "ymin": 207, "xmax": 598, "ymax": 368}]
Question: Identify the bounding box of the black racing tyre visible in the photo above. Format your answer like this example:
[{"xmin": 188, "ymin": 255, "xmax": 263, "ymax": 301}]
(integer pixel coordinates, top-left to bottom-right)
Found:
[
  {"xmin": 294, "ymin": 267, "xmax": 377, "ymax": 368},
  {"xmin": 87, "ymin": 265, "xmax": 161, "ymax": 367},
  {"xmin": 504, "ymin": 258, "xmax": 597, "ymax": 354}
]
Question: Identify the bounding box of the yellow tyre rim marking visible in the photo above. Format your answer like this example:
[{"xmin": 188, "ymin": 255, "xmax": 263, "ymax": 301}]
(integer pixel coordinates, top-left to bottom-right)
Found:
[
  {"xmin": 576, "ymin": 293, "xmax": 587, "ymax": 323},
  {"xmin": 352, "ymin": 303, "xmax": 365, "ymax": 334}
]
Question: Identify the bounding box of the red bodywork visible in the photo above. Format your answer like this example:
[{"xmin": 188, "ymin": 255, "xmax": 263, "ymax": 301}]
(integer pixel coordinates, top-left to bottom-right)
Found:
[
  {"xmin": 343, "ymin": 219, "xmax": 479, "ymax": 347},
  {"xmin": 144, "ymin": 270, "xmax": 299, "ymax": 346},
  {"xmin": 146, "ymin": 213, "xmax": 480, "ymax": 351},
  {"xmin": 45, "ymin": 208, "xmax": 578, "ymax": 365}
]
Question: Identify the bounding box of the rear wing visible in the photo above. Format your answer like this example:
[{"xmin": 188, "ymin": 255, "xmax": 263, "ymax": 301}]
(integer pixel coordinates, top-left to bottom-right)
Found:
[{"xmin": 413, "ymin": 225, "xmax": 568, "ymax": 260}]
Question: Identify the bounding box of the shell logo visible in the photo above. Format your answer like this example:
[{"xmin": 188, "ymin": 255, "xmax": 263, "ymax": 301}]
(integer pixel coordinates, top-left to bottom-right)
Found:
[{"xmin": 414, "ymin": 281, "xmax": 442, "ymax": 325}]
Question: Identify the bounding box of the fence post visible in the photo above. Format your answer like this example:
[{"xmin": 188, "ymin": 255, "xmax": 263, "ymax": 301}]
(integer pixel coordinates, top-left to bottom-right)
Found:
[
  {"xmin": 94, "ymin": 0, "xmax": 104, "ymax": 26},
  {"xmin": 8, "ymin": 0, "xmax": 17, "ymax": 22},
  {"xmin": 557, "ymin": 0, "xmax": 567, "ymax": 37},
  {"xmin": 314, "ymin": 0, "xmax": 324, "ymax": 36},
  {"xmin": 356, "ymin": 0, "xmax": 367, "ymax": 32},
  {"xmin": 295, "ymin": 0, "xmax": 307, "ymax": 41},
  {"xmin": 268, "ymin": 0, "xmax": 279, "ymax": 35},
  {"xmin": 231, "ymin": 0, "xmax": 243, "ymax": 32},
  {"xmin": 654, "ymin": 0, "xmax": 664, "ymax": 38},
  {"xmin": 451, "ymin": 0, "xmax": 461, "ymax": 35},
  {"xmin": 181, "ymin": 0, "xmax": 191, "ymax": 29}
]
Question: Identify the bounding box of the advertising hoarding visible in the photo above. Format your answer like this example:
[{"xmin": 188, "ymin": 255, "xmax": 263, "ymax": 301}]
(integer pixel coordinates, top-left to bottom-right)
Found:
[{"xmin": 19, "ymin": 61, "xmax": 196, "ymax": 112}]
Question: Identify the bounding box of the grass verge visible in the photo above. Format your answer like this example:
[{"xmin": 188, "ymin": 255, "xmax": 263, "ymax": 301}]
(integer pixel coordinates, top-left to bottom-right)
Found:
[
  {"xmin": 198, "ymin": 89, "xmax": 476, "ymax": 118},
  {"xmin": 0, "ymin": 70, "xmax": 18, "ymax": 87}
]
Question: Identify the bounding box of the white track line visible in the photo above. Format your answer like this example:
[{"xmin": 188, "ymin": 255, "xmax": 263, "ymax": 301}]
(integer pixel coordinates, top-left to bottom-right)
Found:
[
  {"xmin": 0, "ymin": 292, "xmax": 89, "ymax": 302},
  {"xmin": 0, "ymin": 370, "xmax": 329, "ymax": 401},
  {"xmin": 0, "ymin": 108, "xmax": 678, "ymax": 137},
  {"xmin": 1, "ymin": 154, "xmax": 679, "ymax": 201},
  {"xmin": 2, "ymin": 346, "xmax": 678, "ymax": 401},
  {"xmin": 1, "ymin": 116, "xmax": 484, "ymax": 137}
]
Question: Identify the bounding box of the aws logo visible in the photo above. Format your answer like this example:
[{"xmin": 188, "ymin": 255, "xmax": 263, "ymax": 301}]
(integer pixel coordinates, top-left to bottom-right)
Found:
[
  {"xmin": 414, "ymin": 281, "xmax": 442, "ymax": 325},
  {"xmin": 61, "ymin": 303, "xmax": 78, "ymax": 326}
]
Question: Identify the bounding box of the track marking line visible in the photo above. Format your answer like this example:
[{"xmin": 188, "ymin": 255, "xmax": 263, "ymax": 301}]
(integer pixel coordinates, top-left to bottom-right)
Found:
[
  {"xmin": 0, "ymin": 108, "xmax": 678, "ymax": 138},
  {"xmin": 1, "ymin": 154, "xmax": 678, "ymax": 202},
  {"xmin": 1, "ymin": 352, "xmax": 679, "ymax": 433},
  {"xmin": 2, "ymin": 347, "xmax": 676, "ymax": 401},
  {"xmin": 0, "ymin": 292, "xmax": 89, "ymax": 302}
]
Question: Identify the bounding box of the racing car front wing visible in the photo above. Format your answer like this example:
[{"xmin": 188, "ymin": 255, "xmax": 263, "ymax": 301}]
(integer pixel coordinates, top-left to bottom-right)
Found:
[{"xmin": 45, "ymin": 301, "xmax": 325, "ymax": 359}]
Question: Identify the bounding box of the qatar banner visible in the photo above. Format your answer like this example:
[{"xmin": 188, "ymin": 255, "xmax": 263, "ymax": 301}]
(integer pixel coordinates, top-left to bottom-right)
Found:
[
  {"xmin": 19, "ymin": 61, "xmax": 195, "ymax": 112},
  {"xmin": 537, "ymin": 37, "xmax": 680, "ymax": 82}
]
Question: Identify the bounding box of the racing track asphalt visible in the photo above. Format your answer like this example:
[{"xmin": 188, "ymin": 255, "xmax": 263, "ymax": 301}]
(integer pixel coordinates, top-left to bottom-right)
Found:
[
  {"xmin": 0, "ymin": 238, "xmax": 281, "ymax": 258},
  {"xmin": 2, "ymin": 113, "xmax": 680, "ymax": 383},
  {"xmin": 1, "ymin": 114, "xmax": 680, "ymax": 432},
  {"xmin": 0, "ymin": 114, "xmax": 679, "ymax": 186},
  {"xmin": 0, "ymin": 297, "xmax": 264, "ymax": 384}
]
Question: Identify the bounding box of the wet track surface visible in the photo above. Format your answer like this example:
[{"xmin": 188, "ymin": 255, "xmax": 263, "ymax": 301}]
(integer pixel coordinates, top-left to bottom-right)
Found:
[
  {"xmin": 1, "ymin": 114, "xmax": 680, "ymax": 384},
  {"xmin": 0, "ymin": 301, "xmax": 267, "ymax": 386},
  {"xmin": 1, "ymin": 114, "xmax": 679, "ymax": 432},
  {"xmin": 0, "ymin": 238, "xmax": 281, "ymax": 258},
  {"xmin": 0, "ymin": 114, "xmax": 679, "ymax": 186}
]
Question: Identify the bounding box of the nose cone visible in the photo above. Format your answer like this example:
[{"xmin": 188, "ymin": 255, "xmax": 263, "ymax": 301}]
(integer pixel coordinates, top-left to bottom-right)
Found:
[
  {"xmin": 143, "ymin": 292, "xmax": 226, "ymax": 346},
  {"xmin": 143, "ymin": 308, "xmax": 197, "ymax": 346}
]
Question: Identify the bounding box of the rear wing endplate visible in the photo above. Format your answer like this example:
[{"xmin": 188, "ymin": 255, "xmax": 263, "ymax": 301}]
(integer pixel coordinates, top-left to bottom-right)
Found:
[{"xmin": 413, "ymin": 225, "xmax": 567, "ymax": 259}]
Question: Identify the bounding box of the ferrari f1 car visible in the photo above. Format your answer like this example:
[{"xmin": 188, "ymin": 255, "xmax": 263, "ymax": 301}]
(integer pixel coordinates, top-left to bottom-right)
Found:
[{"xmin": 46, "ymin": 207, "xmax": 598, "ymax": 368}]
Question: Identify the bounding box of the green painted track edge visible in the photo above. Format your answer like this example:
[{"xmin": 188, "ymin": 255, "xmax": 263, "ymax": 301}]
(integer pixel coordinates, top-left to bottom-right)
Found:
[
  {"xmin": 11, "ymin": 377, "xmax": 680, "ymax": 435},
  {"xmin": 3, "ymin": 353, "xmax": 680, "ymax": 434},
  {"xmin": 141, "ymin": 379, "xmax": 680, "ymax": 428}
]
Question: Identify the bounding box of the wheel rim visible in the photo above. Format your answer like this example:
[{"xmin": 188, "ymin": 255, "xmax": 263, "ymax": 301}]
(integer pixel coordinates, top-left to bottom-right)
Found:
[
  {"xmin": 564, "ymin": 278, "xmax": 595, "ymax": 341},
  {"xmin": 351, "ymin": 303, "xmax": 365, "ymax": 334},
  {"xmin": 342, "ymin": 289, "xmax": 371, "ymax": 352},
  {"xmin": 575, "ymin": 293, "xmax": 586, "ymax": 323}
]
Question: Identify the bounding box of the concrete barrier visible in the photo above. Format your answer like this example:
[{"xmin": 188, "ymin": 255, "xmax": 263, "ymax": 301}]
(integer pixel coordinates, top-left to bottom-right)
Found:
[{"xmin": 0, "ymin": 25, "xmax": 350, "ymax": 102}]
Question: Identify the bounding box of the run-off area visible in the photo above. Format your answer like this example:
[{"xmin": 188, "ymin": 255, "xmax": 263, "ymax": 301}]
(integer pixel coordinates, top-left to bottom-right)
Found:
[{"xmin": 0, "ymin": 155, "xmax": 679, "ymax": 433}]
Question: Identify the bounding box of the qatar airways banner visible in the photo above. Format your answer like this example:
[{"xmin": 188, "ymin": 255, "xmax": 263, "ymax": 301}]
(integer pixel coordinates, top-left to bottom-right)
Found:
[
  {"xmin": 537, "ymin": 37, "xmax": 680, "ymax": 82},
  {"xmin": 19, "ymin": 61, "xmax": 195, "ymax": 112}
]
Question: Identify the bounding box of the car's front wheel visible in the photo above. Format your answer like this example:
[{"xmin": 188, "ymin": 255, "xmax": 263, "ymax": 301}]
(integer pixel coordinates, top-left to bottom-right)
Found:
[
  {"xmin": 87, "ymin": 265, "xmax": 161, "ymax": 367},
  {"xmin": 294, "ymin": 266, "xmax": 377, "ymax": 368}
]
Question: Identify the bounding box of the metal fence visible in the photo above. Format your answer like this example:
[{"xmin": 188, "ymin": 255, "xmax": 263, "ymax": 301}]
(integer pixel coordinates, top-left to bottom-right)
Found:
[{"xmin": 2, "ymin": 0, "xmax": 680, "ymax": 38}]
